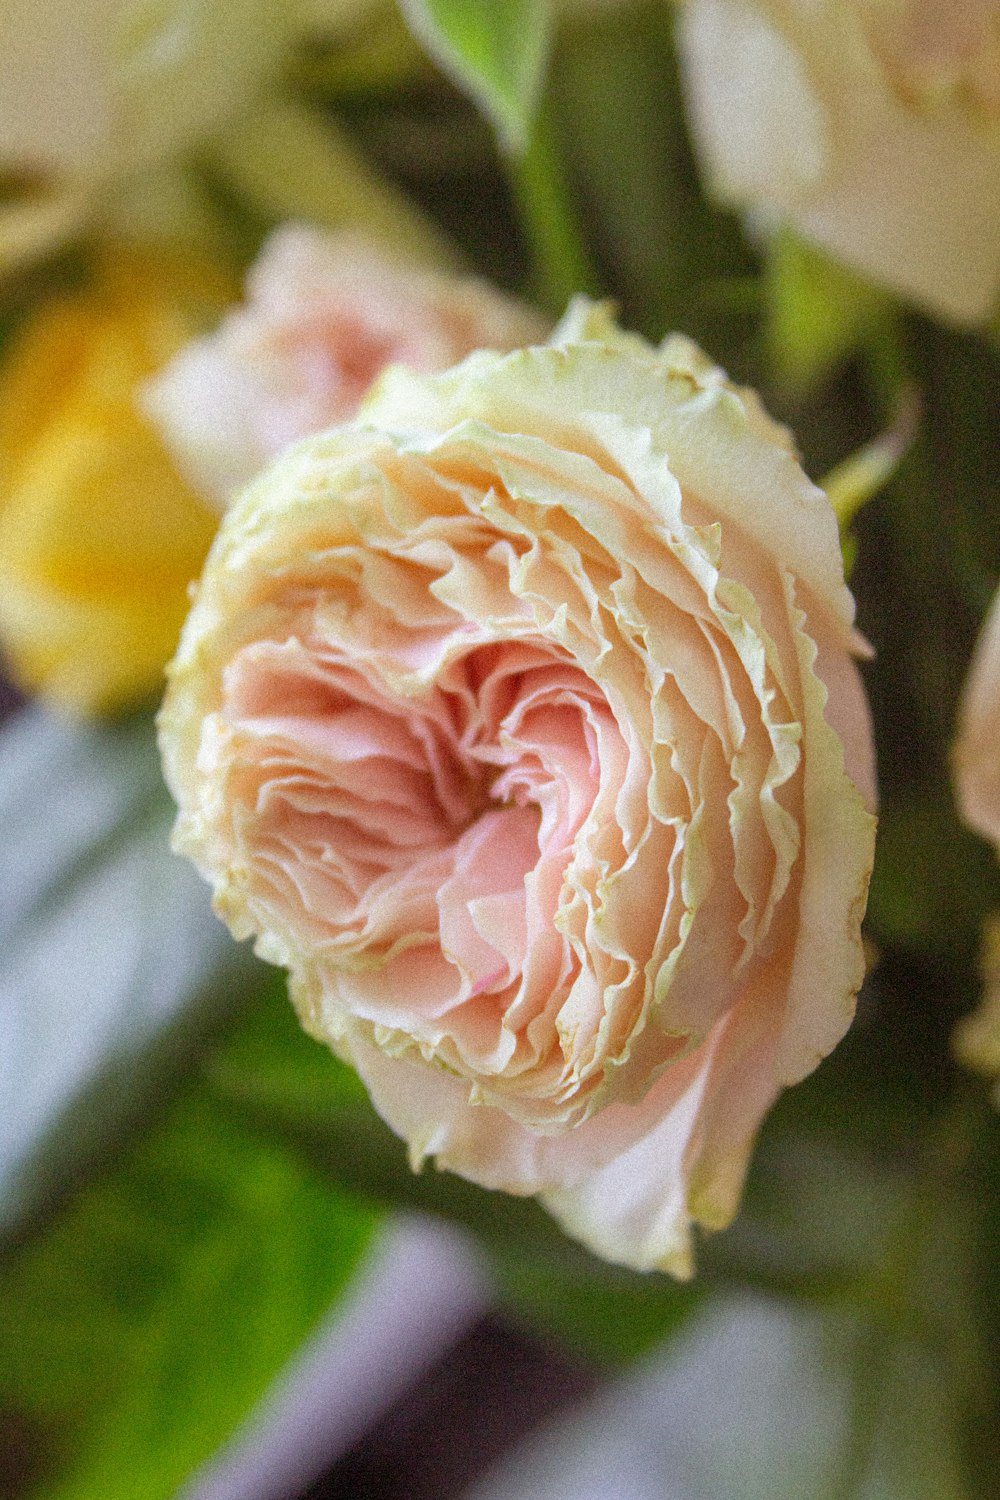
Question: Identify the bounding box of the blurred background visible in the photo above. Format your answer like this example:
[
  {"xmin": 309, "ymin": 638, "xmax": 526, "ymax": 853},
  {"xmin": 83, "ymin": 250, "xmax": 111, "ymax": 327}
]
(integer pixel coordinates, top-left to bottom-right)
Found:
[{"xmin": 3, "ymin": 2, "xmax": 1000, "ymax": 1497}]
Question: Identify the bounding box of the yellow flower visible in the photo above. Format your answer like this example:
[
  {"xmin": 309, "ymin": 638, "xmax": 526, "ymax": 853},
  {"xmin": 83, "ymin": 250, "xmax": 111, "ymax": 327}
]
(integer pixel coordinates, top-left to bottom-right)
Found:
[{"xmin": 0, "ymin": 245, "xmax": 233, "ymax": 715}]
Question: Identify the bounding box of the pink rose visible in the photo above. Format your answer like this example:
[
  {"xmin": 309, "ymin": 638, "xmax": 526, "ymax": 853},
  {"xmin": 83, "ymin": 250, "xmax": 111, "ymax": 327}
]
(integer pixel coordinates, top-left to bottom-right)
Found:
[
  {"xmin": 954, "ymin": 587, "xmax": 1000, "ymax": 848},
  {"xmin": 159, "ymin": 304, "xmax": 877, "ymax": 1274},
  {"xmin": 144, "ymin": 223, "xmax": 549, "ymax": 505}
]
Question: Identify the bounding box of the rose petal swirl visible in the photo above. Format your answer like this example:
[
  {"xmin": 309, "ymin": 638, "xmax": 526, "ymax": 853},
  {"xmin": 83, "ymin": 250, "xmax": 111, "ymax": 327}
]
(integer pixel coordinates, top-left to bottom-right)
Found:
[{"xmin": 160, "ymin": 306, "xmax": 877, "ymax": 1274}]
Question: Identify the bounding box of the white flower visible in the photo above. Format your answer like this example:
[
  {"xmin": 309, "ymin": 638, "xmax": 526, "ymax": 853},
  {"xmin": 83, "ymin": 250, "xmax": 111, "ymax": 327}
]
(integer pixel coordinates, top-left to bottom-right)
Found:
[{"xmin": 677, "ymin": 0, "xmax": 1000, "ymax": 325}]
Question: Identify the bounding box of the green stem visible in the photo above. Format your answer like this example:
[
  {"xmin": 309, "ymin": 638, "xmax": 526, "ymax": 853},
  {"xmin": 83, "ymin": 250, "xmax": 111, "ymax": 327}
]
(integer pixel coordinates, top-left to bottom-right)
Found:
[{"xmin": 509, "ymin": 96, "xmax": 602, "ymax": 315}]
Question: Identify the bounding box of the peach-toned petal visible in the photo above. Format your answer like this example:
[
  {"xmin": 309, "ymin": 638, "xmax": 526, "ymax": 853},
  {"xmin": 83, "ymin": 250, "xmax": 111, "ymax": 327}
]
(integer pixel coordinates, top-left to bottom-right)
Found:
[{"xmin": 954, "ymin": 587, "xmax": 1000, "ymax": 848}]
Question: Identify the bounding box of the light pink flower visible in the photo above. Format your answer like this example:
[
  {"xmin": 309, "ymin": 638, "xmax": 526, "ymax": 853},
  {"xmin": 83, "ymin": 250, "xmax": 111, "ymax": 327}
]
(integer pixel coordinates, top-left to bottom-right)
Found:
[
  {"xmin": 159, "ymin": 303, "xmax": 877, "ymax": 1274},
  {"xmin": 955, "ymin": 587, "xmax": 1000, "ymax": 848},
  {"xmin": 144, "ymin": 224, "xmax": 549, "ymax": 504}
]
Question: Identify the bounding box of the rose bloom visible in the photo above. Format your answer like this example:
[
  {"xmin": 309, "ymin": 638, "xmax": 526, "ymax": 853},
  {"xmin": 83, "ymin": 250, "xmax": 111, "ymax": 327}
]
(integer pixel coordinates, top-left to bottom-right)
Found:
[
  {"xmin": 144, "ymin": 224, "xmax": 549, "ymax": 507},
  {"xmin": 0, "ymin": 244, "xmax": 230, "ymax": 714},
  {"xmin": 677, "ymin": 0, "xmax": 1000, "ymax": 326},
  {"xmin": 160, "ymin": 303, "xmax": 877, "ymax": 1274}
]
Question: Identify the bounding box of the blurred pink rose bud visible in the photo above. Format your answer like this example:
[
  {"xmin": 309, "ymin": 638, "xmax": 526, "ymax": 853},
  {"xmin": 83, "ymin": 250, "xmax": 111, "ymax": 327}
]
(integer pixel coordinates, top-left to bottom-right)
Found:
[
  {"xmin": 955, "ymin": 588, "xmax": 1000, "ymax": 848},
  {"xmin": 953, "ymin": 597, "xmax": 1000, "ymax": 1102},
  {"xmin": 159, "ymin": 303, "xmax": 877, "ymax": 1275},
  {"xmin": 677, "ymin": 0, "xmax": 1000, "ymax": 326},
  {"xmin": 144, "ymin": 224, "xmax": 549, "ymax": 504}
]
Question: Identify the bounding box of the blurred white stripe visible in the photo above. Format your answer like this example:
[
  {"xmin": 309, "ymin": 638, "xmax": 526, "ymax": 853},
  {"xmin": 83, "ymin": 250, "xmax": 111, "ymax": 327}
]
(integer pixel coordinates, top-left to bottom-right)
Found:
[
  {"xmin": 185, "ymin": 1214, "xmax": 492, "ymax": 1500},
  {"xmin": 463, "ymin": 1293, "xmax": 849, "ymax": 1500}
]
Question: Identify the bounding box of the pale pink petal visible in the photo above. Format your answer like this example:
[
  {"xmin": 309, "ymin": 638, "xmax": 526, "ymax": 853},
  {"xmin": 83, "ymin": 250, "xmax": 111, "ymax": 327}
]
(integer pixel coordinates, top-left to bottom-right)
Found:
[
  {"xmin": 955, "ymin": 587, "xmax": 1000, "ymax": 848},
  {"xmin": 145, "ymin": 224, "xmax": 550, "ymax": 506}
]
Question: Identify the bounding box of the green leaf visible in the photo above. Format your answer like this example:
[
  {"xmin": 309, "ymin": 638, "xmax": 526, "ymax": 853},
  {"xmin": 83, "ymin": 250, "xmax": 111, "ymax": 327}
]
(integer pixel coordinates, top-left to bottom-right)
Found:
[
  {"xmin": 0, "ymin": 1086, "xmax": 380, "ymax": 1500},
  {"xmin": 0, "ymin": 759, "xmax": 381, "ymax": 1500},
  {"xmin": 0, "ymin": 707, "xmax": 267, "ymax": 1234},
  {"xmin": 398, "ymin": 0, "xmax": 552, "ymax": 154}
]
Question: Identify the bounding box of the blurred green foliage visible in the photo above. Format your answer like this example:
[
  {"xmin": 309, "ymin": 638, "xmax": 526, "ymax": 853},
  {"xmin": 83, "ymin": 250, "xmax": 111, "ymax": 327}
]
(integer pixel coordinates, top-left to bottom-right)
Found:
[{"xmin": 0, "ymin": 1084, "xmax": 378, "ymax": 1500}]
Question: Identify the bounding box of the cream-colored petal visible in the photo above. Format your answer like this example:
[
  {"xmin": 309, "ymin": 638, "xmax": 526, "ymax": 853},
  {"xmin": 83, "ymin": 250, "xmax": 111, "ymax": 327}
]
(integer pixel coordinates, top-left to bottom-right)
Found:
[{"xmin": 954, "ymin": 586, "xmax": 1000, "ymax": 849}]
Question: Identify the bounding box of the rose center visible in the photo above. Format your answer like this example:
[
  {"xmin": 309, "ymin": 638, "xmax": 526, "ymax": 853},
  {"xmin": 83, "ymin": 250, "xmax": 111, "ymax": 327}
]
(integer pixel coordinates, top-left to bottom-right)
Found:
[{"xmin": 221, "ymin": 636, "xmax": 614, "ymax": 1023}]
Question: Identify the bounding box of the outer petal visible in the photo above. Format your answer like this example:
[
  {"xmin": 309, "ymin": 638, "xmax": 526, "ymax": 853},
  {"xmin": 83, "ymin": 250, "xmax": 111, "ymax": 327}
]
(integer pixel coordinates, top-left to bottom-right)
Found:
[
  {"xmin": 954, "ymin": 587, "xmax": 1000, "ymax": 848},
  {"xmin": 365, "ymin": 340, "xmax": 858, "ymax": 631},
  {"xmin": 776, "ymin": 577, "xmax": 877, "ymax": 1085}
]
